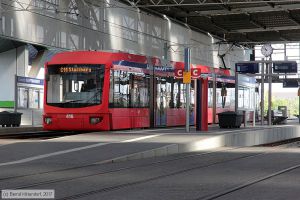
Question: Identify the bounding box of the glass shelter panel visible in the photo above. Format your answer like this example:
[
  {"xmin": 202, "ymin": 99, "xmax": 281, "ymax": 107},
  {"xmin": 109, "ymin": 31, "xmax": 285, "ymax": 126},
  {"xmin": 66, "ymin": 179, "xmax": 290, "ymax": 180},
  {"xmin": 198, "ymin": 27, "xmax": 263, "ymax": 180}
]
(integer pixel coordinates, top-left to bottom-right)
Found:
[
  {"xmin": 18, "ymin": 87, "xmax": 29, "ymax": 108},
  {"xmin": 237, "ymin": 74, "xmax": 256, "ymax": 111},
  {"xmin": 29, "ymin": 89, "xmax": 39, "ymax": 109}
]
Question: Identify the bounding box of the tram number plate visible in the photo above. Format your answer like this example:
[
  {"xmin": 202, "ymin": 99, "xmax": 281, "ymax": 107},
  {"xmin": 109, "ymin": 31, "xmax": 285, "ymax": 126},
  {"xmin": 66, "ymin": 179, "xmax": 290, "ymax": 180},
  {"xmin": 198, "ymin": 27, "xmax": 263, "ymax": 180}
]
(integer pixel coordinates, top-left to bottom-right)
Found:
[{"xmin": 66, "ymin": 114, "xmax": 74, "ymax": 119}]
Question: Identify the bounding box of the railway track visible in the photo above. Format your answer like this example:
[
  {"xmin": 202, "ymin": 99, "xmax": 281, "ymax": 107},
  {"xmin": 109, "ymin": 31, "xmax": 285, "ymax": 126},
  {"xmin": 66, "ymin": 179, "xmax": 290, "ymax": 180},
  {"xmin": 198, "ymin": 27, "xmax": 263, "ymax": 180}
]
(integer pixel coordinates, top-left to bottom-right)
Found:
[
  {"xmin": 1, "ymin": 139, "xmax": 299, "ymax": 199},
  {"xmin": 198, "ymin": 162, "xmax": 300, "ymax": 200},
  {"xmin": 0, "ymin": 131, "xmax": 80, "ymax": 139},
  {"xmin": 59, "ymin": 145, "xmax": 300, "ymax": 200},
  {"xmin": 60, "ymin": 148, "xmax": 295, "ymax": 200},
  {"xmin": 0, "ymin": 147, "xmax": 274, "ymax": 199},
  {"xmin": 57, "ymin": 152, "xmax": 266, "ymax": 200},
  {"xmin": 0, "ymin": 147, "xmax": 242, "ymax": 181},
  {"xmin": 257, "ymin": 137, "xmax": 300, "ymax": 147}
]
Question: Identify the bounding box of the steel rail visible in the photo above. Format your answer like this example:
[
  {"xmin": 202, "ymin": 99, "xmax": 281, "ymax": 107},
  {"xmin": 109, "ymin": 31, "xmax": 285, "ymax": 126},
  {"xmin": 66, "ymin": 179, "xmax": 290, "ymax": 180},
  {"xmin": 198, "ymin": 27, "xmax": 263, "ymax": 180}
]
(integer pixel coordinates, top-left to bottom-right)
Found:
[
  {"xmin": 4, "ymin": 148, "xmax": 270, "ymax": 200},
  {"xmin": 55, "ymin": 150, "xmax": 273, "ymax": 200},
  {"xmin": 198, "ymin": 160, "xmax": 300, "ymax": 200},
  {"xmin": 0, "ymin": 131, "xmax": 78, "ymax": 139}
]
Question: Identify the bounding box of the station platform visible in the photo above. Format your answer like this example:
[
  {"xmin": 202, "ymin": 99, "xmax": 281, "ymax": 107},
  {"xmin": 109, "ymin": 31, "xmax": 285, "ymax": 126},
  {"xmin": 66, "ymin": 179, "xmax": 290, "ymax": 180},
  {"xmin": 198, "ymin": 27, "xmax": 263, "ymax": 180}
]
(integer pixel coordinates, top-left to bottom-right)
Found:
[
  {"xmin": 0, "ymin": 126, "xmax": 43, "ymax": 134},
  {"xmin": 0, "ymin": 121, "xmax": 299, "ymax": 166},
  {"xmin": 63, "ymin": 122, "xmax": 300, "ymax": 164}
]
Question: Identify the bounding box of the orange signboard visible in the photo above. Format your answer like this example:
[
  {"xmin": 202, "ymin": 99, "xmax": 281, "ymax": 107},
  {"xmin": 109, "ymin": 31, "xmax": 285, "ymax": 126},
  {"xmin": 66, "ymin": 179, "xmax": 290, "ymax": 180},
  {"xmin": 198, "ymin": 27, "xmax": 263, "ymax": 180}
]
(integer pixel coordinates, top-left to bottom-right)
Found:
[{"xmin": 183, "ymin": 71, "xmax": 191, "ymax": 84}]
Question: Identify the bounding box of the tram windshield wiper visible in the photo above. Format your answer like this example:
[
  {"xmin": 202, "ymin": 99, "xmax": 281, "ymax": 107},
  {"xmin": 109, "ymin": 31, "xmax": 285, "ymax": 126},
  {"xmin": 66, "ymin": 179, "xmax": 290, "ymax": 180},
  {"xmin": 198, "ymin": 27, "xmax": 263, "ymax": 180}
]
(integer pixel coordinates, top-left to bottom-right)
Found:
[
  {"xmin": 85, "ymin": 89, "xmax": 102, "ymax": 103},
  {"xmin": 62, "ymin": 99, "xmax": 84, "ymax": 104}
]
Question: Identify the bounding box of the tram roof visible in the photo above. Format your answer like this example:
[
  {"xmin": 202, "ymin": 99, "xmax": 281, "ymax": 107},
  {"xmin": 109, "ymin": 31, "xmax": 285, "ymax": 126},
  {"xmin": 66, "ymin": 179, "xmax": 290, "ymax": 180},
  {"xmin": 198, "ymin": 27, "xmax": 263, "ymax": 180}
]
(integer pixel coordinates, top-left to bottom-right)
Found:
[{"xmin": 47, "ymin": 51, "xmax": 235, "ymax": 76}]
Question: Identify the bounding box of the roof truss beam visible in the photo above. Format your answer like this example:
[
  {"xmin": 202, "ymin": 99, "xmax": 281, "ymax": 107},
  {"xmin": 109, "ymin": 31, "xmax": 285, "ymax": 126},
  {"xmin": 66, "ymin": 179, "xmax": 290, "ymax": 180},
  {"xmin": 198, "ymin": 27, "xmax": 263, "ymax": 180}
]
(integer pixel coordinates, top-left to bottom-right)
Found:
[
  {"xmin": 265, "ymin": 1, "xmax": 275, "ymax": 8},
  {"xmin": 215, "ymin": 0, "xmax": 231, "ymax": 11},
  {"xmin": 230, "ymin": 26, "xmax": 300, "ymax": 33},
  {"xmin": 197, "ymin": 5, "xmax": 300, "ymax": 16},
  {"xmin": 246, "ymin": 13, "xmax": 266, "ymax": 29},
  {"xmin": 207, "ymin": 16, "xmax": 228, "ymax": 32},
  {"xmin": 286, "ymin": 10, "xmax": 300, "ymax": 25},
  {"xmin": 121, "ymin": 1, "xmax": 300, "ymax": 8}
]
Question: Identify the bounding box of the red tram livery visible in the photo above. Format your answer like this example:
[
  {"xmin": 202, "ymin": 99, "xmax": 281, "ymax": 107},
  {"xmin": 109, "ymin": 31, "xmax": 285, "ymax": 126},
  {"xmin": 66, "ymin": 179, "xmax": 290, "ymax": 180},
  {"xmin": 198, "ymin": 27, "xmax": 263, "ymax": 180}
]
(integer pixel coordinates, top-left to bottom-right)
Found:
[{"xmin": 43, "ymin": 51, "xmax": 234, "ymax": 131}]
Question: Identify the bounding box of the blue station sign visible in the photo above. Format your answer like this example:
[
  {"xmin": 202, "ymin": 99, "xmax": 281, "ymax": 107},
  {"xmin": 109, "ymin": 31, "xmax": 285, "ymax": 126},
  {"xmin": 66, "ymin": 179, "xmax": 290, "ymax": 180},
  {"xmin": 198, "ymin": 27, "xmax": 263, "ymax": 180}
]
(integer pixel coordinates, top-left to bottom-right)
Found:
[{"xmin": 17, "ymin": 76, "xmax": 44, "ymax": 86}]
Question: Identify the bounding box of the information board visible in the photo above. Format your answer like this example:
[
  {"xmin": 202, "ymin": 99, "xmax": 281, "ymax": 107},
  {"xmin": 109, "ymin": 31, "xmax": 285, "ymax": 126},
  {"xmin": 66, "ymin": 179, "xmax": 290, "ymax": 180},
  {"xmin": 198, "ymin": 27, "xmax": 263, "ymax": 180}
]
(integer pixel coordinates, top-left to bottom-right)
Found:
[
  {"xmin": 235, "ymin": 63, "xmax": 259, "ymax": 74},
  {"xmin": 282, "ymin": 79, "xmax": 298, "ymax": 88},
  {"xmin": 273, "ymin": 62, "xmax": 297, "ymax": 73}
]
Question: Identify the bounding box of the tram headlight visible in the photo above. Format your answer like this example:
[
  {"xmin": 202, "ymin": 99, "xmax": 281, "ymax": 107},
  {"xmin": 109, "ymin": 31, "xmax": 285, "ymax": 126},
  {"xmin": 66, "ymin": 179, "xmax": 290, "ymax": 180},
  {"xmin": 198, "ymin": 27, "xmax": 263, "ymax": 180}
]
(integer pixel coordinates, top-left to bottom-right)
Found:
[
  {"xmin": 90, "ymin": 117, "xmax": 102, "ymax": 125},
  {"xmin": 44, "ymin": 117, "xmax": 52, "ymax": 125}
]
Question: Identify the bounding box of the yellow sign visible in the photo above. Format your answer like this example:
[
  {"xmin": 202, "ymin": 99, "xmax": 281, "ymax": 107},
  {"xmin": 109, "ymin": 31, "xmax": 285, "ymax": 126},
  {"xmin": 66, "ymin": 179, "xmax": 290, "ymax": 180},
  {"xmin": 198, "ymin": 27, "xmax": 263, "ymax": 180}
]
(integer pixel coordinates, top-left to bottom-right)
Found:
[
  {"xmin": 183, "ymin": 71, "xmax": 191, "ymax": 84},
  {"xmin": 59, "ymin": 67, "xmax": 92, "ymax": 73}
]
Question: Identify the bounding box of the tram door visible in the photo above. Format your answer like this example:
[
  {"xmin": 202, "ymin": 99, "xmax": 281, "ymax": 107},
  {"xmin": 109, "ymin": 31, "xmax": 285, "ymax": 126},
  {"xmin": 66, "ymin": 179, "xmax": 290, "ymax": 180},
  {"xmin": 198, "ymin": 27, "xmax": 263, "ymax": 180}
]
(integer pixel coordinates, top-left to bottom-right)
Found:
[{"xmin": 155, "ymin": 78, "xmax": 167, "ymax": 127}]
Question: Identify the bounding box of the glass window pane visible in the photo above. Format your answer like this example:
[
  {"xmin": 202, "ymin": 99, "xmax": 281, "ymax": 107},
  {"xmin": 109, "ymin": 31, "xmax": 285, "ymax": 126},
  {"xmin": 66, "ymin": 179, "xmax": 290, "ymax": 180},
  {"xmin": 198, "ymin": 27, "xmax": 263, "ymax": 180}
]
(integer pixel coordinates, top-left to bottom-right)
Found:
[
  {"xmin": 47, "ymin": 64, "xmax": 105, "ymax": 108},
  {"xmin": 18, "ymin": 87, "xmax": 28, "ymax": 108}
]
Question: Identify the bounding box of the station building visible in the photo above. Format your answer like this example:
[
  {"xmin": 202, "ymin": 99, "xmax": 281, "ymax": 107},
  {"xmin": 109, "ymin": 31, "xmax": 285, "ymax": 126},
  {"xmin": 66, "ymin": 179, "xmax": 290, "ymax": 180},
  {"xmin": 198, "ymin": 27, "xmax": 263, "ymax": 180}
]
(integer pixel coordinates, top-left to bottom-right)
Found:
[
  {"xmin": 0, "ymin": 0, "xmax": 299, "ymax": 125},
  {"xmin": 0, "ymin": 0, "xmax": 255, "ymax": 125}
]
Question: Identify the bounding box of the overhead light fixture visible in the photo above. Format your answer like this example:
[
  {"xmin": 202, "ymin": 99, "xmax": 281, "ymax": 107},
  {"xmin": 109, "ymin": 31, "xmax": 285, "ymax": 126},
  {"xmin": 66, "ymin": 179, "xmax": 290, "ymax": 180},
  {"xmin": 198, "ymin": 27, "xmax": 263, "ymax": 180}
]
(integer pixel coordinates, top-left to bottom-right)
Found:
[
  {"xmin": 185, "ymin": 23, "xmax": 191, "ymax": 29},
  {"xmin": 207, "ymin": 32, "xmax": 213, "ymax": 38},
  {"xmin": 163, "ymin": 14, "xmax": 171, "ymax": 23}
]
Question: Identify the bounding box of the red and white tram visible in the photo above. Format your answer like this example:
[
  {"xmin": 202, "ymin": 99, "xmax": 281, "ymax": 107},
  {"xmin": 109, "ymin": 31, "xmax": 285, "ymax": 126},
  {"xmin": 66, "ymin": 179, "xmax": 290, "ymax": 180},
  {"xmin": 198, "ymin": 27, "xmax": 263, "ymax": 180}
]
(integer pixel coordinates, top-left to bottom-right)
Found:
[{"xmin": 43, "ymin": 51, "xmax": 234, "ymax": 131}]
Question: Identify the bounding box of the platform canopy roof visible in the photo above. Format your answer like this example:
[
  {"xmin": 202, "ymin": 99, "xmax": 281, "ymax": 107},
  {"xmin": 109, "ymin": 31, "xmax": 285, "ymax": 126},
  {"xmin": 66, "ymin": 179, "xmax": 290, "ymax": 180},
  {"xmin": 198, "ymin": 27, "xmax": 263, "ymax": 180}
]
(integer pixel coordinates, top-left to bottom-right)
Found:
[{"xmin": 115, "ymin": 0, "xmax": 300, "ymax": 45}]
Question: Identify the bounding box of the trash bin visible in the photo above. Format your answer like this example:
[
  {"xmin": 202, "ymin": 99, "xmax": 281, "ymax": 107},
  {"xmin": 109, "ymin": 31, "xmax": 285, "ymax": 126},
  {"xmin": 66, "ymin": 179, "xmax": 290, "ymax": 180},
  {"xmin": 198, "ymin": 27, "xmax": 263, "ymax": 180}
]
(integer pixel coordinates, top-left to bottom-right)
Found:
[
  {"xmin": 218, "ymin": 111, "xmax": 243, "ymax": 128},
  {"xmin": 0, "ymin": 111, "xmax": 22, "ymax": 127}
]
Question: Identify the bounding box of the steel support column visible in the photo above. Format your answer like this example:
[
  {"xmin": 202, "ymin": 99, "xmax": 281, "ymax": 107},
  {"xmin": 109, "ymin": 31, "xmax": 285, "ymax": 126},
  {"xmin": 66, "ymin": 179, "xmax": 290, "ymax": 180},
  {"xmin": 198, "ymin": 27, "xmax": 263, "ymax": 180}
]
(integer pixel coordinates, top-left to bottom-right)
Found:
[
  {"xmin": 261, "ymin": 59, "xmax": 264, "ymax": 125},
  {"xmin": 184, "ymin": 48, "xmax": 191, "ymax": 132}
]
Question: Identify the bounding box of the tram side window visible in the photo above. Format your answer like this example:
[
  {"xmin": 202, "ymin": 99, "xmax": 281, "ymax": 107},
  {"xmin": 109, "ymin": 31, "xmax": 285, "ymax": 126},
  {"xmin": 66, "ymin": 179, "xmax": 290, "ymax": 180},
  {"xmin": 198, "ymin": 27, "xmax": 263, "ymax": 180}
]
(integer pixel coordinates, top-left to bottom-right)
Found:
[
  {"xmin": 109, "ymin": 70, "xmax": 150, "ymax": 108},
  {"xmin": 179, "ymin": 81, "xmax": 187, "ymax": 108},
  {"xmin": 166, "ymin": 78, "xmax": 187, "ymax": 109},
  {"xmin": 175, "ymin": 80, "xmax": 184, "ymax": 109},
  {"xmin": 180, "ymin": 81, "xmax": 195, "ymax": 109},
  {"xmin": 130, "ymin": 74, "xmax": 150, "ymax": 108},
  {"xmin": 166, "ymin": 78, "xmax": 174, "ymax": 108},
  {"xmin": 208, "ymin": 81, "xmax": 213, "ymax": 108},
  {"xmin": 47, "ymin": 75, "xmax": 61, "ymax": 103},
  {"xmin": 110, "ymin": 70, "xmax": 130, "ymax": 108},
  {"xmin": 190, "ymin": 81, "xmax": 195, "ymax": 109}
]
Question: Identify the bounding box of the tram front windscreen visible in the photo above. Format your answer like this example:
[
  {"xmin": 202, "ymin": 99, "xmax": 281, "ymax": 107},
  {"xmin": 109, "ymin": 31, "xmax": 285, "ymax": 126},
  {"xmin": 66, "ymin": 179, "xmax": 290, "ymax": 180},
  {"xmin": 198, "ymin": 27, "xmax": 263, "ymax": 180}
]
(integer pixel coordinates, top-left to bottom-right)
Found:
[{"xmin": 46, "ymin": 64, "xmax": 105, "ymax": 108}]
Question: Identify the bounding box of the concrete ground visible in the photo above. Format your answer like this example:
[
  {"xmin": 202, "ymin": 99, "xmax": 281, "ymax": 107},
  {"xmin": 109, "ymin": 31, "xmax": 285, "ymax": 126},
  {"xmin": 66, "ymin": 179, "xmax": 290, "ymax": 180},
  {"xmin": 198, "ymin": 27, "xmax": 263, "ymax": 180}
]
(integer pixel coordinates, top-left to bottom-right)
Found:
[
  {"xmin": 0, "ymin": 144, "xmax": 300, "ymax": 200},
  {"xmin": 0, "ymin": 125, "xmax": 300, "ymax": 199}
]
